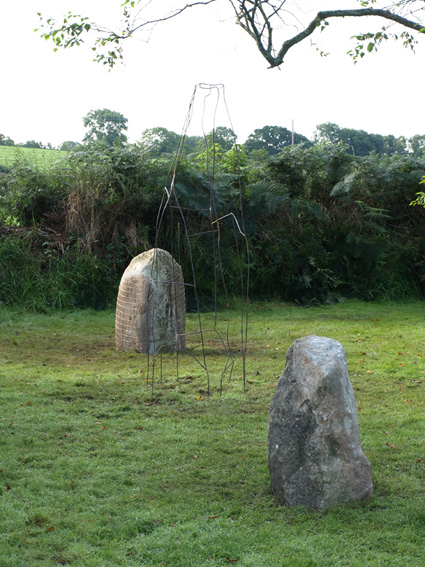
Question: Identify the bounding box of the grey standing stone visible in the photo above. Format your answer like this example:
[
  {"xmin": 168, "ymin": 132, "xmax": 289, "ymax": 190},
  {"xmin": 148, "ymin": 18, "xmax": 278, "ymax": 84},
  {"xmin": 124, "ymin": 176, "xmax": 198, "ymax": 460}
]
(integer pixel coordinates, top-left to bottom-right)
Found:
[
  {"xmin": 268, "ymin": 335, "xmax": 373, "ymax": 509},
  {"xmin": 115, "ymin": 248, "xmax": 185, "ymax": 354}
]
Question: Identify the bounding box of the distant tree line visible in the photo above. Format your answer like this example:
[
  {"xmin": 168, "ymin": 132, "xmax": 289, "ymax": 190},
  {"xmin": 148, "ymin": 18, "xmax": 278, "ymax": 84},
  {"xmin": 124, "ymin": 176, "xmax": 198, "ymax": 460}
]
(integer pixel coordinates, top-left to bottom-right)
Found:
[
  {"xmin": 314, "ymin": 122, "xmax": 425, "ymax": 158},
  {"xmin": 2, "ymin": 107, "xmax": 425, "ymax": 159},
  {"xmin": 0, "ymin": 134, "xmax": 53, "ymax": 150}
]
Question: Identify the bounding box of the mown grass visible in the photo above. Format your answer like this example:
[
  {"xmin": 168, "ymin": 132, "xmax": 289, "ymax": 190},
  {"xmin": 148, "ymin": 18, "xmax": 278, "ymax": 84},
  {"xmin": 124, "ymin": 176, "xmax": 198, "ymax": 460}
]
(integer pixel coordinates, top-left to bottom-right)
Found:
[
  {"xmin": 0, "ymin": 146, "xmax": 67, "ymax": 170},
  {"xmin": 0, "ymin": 301, "xmax": 425, "ymax": 566}
]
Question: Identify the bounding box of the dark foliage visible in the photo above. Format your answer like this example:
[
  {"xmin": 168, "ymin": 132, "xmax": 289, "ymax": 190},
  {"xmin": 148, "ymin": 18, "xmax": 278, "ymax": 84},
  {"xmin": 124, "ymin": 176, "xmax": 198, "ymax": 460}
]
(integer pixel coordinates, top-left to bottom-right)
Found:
[{"xmin": 1, "ymin": 142, "xmax": 425, "ymax": 310}]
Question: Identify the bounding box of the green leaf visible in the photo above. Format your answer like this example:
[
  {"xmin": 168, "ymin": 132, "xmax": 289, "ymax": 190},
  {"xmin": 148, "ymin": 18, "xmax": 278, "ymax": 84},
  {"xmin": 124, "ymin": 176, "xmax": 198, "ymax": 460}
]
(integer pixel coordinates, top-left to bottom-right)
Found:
[{"xmin": 367, "ymin": 42, "xmax": 374, "ymax": 52}]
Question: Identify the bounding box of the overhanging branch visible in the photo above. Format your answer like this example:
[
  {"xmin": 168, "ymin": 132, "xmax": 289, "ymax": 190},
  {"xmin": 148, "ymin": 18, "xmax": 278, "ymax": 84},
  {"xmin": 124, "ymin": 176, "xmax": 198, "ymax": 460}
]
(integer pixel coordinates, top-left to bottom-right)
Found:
[
  {"xmin": 107, "ymin": 0, "xmax": 218, "ymax": 39},
  {"xmin": 38, "ymin": 0, "xmax": 425, "ymax": 69},
  {"xmin": 234, "ymin": 4, "xmax": 425, "ymax": 67}
]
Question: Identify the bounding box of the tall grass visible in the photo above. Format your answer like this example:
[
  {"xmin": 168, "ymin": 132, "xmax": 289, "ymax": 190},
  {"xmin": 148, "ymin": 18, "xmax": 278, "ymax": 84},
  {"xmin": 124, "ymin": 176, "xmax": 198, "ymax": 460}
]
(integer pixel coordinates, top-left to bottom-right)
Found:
[{"xmin": 0, "ymin": 235, "xmax": 118, "ymax": 311}]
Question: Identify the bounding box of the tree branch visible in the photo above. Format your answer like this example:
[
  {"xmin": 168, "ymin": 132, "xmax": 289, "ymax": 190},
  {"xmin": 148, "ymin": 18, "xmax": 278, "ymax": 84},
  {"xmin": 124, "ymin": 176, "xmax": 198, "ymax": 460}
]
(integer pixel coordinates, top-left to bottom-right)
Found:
[
  {"xmin": 38, "ymin": 0, "xmax": 218, "ymax": 66},
  {"xmin": 234, "ymin": 5, "xmax": 425, "ymax": 67},
  {"xmin": 38, "ymin": 1, "xmax": 425, "ymax": 69},
  {"xmin": 105, "ymin": 0, "xmax": 218, "ymax": 39}
]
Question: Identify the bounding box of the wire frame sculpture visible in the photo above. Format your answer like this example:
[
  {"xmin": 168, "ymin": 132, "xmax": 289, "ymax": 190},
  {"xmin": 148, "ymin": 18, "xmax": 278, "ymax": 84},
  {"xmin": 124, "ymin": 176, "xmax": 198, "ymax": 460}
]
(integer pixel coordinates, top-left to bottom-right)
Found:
[{"xmin": 120, "ymin": 83, "xmax": 250, "ymax": 395}]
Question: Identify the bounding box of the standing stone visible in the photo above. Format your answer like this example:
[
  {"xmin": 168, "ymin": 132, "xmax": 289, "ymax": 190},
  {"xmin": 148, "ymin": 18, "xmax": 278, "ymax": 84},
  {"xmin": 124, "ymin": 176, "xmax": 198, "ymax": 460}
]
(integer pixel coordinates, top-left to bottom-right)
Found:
[
  {"xmin": 268, "ymin": 335, "xmax": 373, "ymax": 509},
  {"xmin": 115, "ymin": 248, "xmax": 185, "ymax": 354}
]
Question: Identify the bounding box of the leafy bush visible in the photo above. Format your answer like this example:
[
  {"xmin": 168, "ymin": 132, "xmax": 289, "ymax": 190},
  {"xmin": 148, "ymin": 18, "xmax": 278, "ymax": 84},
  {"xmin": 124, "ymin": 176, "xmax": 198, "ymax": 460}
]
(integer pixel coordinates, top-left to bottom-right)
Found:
[
  {"xmin": 0, "ymin": 157, "xmax": 68, "ymax": 226},
  {"xmin": 61, "ymin": 146, "xmax": 168, "ymax": 256},
  {"xmin": 0, "ymin": 232, "xmax": 118, "ymax": 311},
  {"xmin": 245, "ymin": 147, "xmax": 425, "ymax": 303},
  {"xmin": 1, "ymin": 143, "xmax": 425, "ymax": 309}
]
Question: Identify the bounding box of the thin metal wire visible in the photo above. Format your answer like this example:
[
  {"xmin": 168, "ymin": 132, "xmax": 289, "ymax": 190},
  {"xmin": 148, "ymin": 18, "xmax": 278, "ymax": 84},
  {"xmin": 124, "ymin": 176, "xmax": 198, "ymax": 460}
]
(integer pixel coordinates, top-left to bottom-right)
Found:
[{"xmin": 143, "ymin": 83, "xmax": 249, "ymax": 396}]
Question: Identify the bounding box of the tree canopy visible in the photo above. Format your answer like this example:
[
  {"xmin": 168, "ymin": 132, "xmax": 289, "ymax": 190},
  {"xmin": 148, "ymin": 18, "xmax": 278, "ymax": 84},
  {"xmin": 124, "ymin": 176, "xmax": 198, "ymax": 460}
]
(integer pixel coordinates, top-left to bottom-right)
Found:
[
  {"xmin": 138, "ymin": 127, "xmax": 205, "ymax": 156},
  {"xmin": 206, "ymin": 126, "xmax": 237, "ymax": 151},
  {"xmin": 59, "ymin": 140, "xmax": 79, "ymax": 152},
  {"xmin": 0, "ymin": 133, "xmax": 14, "ymax": 146},
  {"xmin": 138, "ymin": 127, "xmax": 181, "ymax": 156},
  {"xmin": 21, "ymin": 140, "xmax": 46, "ymax": 149},
  {"xmin": 409, "ymin": 134, "xmax": 425, "ymax": 157},
  {"xmin": 83, "ymin": 108, "xmax": 128, "ymax": 147},
  {"xmin": 38, "ymin": 1, "xmax": 425, "ymax": 68},
  {"xmin": 245, "ymin": 125, "xmax": 309, "ymax": 156},
  {"xmin": 315, "ymin": 122, "xmax": 407, "ymax": 156}
]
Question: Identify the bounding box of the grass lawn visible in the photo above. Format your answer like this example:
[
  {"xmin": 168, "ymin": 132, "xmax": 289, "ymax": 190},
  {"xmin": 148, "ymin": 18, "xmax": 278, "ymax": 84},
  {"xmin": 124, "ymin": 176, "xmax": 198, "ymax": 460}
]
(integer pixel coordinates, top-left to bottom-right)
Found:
[{"xmin": 0, "ymin": 300, "xmax": 424, "ymax": 566}]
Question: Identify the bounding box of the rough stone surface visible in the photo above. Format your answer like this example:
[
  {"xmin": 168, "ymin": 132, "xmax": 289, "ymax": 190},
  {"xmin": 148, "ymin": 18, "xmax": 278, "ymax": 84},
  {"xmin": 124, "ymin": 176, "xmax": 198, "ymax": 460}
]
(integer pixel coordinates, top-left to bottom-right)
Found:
[
  {"xmin": 268, "ymin": 335, "xmax": 373, "ymax": 509},
  {"xmin": 115, "ymin": 248, "xmax": 185, "ymax": 354}
]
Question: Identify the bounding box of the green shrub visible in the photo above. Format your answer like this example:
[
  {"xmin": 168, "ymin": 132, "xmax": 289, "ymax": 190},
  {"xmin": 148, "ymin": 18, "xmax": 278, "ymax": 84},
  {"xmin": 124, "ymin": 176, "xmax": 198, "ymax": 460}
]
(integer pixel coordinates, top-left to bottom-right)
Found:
[
  {"xmin": 2, "ymin": 143, "xmax": 425, "ymax": 307},
  {"xmin": 0, "ymin": 233, "xmax": 118, "ymax": 311},
  {"xmin": 0, "ymin": 160, "xmax": 68, "ymax": 226}
]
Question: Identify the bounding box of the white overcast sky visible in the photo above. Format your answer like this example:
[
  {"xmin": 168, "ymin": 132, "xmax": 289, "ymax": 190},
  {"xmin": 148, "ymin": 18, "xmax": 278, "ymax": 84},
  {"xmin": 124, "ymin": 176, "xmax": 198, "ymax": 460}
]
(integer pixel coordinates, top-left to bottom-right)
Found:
[{"xmin": 1, "ymin": 0, "xmax": 424, "ymax": 147}]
